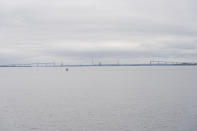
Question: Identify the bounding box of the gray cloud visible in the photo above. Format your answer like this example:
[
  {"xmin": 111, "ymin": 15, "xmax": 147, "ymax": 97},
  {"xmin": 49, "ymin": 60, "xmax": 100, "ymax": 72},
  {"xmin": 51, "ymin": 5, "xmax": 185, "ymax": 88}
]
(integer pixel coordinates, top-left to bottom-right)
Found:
[{"xmin": 0, "ymin": 0, "xmax": 197, "ymax": 64}]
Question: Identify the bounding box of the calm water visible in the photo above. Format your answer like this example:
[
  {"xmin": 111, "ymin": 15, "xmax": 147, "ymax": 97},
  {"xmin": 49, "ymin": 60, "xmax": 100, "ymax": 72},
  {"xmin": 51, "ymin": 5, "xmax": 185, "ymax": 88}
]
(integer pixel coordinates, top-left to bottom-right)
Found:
[{"xmin": 0, "ymin": 66, "xmax": 197, "ymax": 131}]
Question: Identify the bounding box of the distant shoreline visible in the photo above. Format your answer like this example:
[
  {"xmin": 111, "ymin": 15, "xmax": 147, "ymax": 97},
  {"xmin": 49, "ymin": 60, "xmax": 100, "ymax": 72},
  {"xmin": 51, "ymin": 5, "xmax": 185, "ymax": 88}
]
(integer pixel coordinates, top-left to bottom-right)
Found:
[{"xmin": 0, "ymin": 63, "xmax": 197, "ymax": 67}]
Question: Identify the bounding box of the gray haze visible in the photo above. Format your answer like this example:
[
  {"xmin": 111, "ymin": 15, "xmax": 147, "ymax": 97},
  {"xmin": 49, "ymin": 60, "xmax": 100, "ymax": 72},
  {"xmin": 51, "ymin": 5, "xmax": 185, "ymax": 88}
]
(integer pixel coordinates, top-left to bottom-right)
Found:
[{"xmin": 0, "ymin": 0, "xmax": 197, "ymax": 64}]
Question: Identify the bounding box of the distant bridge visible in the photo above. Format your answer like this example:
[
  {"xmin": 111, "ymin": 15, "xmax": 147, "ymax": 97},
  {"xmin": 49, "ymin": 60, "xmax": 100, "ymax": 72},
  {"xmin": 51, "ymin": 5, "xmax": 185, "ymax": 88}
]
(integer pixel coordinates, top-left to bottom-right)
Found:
[
  {"xmin": 149, "ymin": 60, "xmax": 196, "ymax": 65},
  {"xmin": 1, "ymin": 61, "xmax": 197, "ymax": 67},
  {"xmin": 0, "ymin": 63, "xmax": 57, "ymax": 67}
]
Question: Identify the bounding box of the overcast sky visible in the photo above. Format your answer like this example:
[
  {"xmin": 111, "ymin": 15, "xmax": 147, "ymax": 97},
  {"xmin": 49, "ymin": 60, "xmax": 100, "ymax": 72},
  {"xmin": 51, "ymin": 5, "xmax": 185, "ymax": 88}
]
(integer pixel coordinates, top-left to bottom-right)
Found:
[{"xmin": 0, "ymin": 0, "xmax": 197, "ymax": 64}]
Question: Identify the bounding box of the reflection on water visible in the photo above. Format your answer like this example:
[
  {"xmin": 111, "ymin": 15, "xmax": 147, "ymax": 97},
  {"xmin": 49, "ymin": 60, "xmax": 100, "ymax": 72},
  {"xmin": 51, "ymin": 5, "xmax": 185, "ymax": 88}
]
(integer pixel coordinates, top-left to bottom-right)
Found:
[{"xmin": 0, "ymin": 66, "xmax": 197, "ymax": 131}]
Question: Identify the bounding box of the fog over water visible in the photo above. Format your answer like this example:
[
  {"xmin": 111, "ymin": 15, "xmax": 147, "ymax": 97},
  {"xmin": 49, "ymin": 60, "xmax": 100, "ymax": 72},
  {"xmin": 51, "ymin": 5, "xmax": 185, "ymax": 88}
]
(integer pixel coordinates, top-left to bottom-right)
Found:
[{"xmin": 0, "ymin": 67, "xmax": 197, "ymax": 131}]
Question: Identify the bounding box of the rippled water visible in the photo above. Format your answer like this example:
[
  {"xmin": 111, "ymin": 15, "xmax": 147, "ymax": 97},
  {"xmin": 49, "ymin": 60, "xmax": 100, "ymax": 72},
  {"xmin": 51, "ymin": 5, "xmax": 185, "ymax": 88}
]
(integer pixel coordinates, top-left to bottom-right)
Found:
[{"xmin": 0, "ymin": 66, "xmax": 197, "ymax": 131}]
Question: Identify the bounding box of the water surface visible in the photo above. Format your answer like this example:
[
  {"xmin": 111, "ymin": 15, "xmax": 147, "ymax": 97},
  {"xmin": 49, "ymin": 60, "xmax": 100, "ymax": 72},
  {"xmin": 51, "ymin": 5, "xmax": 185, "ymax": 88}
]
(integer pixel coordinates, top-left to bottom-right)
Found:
[{"xmin": 0, "ymin": 66, "xmax": 197, "ymax": 131}]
